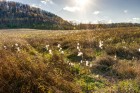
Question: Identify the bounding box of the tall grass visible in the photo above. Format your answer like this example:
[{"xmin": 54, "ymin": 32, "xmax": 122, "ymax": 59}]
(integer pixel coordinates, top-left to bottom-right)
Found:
[{"xmin": 0, "ymin": 27, "xmax": 140, "ymax": 92}]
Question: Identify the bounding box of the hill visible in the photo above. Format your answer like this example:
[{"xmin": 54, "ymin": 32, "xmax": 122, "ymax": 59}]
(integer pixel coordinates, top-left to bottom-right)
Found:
[{"xmin": 0, "ymin": 1, "xmax": 72, "ymax": 29}]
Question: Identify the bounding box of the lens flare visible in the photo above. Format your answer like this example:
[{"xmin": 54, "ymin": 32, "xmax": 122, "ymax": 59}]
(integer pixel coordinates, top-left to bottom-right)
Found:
[{"xmin": 76, "ymin": 0, "xmax": 89, "ymax": 7}]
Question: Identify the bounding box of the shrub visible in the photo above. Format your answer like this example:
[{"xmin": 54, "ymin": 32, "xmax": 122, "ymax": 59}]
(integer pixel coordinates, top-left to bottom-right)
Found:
[
  {"xmin": 115, "ymin": 80, "xmax": 140, "ymax": 93},
  {"xmin": 105, "ymin": 46, "xmax": 116, "ymax": 55},
  {"xmin": 100, "ymin": 80, "xmax": 140, "ymax": 93},
  {"xmin": 0, "ymin": 50, "xmax": 82, "ymax": 93},
  {"xmin": 114, "ymin": 61, "xmax": 137, "ymax": 79},
  {"xmin": 92, "ymin": 56, "xmax": 118, "ymax": 74}
]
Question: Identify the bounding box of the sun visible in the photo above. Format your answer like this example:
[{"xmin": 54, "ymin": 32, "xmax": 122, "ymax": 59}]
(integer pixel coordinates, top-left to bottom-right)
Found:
[{"xmin": 76, "ymin": 0, "xmax": 89, "ymax": 7}]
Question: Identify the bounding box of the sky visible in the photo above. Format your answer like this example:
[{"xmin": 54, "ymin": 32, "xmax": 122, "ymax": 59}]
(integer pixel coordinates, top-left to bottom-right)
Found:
[{"xmin": 6, "ymin": 0, "xmax": 140, "ymax": 23}]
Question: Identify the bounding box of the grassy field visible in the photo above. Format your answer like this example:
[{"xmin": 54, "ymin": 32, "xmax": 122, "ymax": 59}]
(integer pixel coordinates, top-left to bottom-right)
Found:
[{"xmin": 0, "ymin": 27, "xmax": 140, "ymax": 93}]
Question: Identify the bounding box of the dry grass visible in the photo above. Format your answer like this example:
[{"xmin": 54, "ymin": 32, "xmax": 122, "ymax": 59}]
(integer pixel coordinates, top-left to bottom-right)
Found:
[{"xmin": 0, "ymin": 27, "xmax": 140, "ymax": 93}]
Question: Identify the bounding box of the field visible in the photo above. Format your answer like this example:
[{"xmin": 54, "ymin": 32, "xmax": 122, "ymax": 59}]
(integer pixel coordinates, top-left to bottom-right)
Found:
[{"xmin": 0, "ymin": 27, "xmax": 140, "ymax": 93}]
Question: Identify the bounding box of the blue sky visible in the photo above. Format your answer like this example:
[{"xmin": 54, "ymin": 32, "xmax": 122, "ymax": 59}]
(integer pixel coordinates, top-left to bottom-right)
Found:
[{"xmin": 7, "ymin": 0, "xmax": 140, "ymax": 23}]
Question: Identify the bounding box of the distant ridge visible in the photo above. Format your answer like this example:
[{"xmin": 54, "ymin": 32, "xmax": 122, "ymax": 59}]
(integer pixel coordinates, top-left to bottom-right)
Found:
[{"xmin": 0, "ymin": 1, "xmax": 72, "ymax": 29}]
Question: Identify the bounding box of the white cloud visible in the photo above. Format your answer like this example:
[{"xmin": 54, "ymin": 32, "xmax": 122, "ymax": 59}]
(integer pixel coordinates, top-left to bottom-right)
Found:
[
  {"xmin": 41, "ymin": 1, "xmax": 47, "ymax": 5},
  {"xmin": 81, "ymin": 20, "xmax": 90, "ymax": 24},
  {"xmin": 132, "ymin": 18, "xmax": 140, "ymax": 21},
  {"xmin": 31, "ymin": 4, "xmax": 41, "ymax": 8},
  {"xmin": 124, "ymin": 10, "xmax": 128, "ymax": 13},
  {"xmin": 96, "ymin": 20, "xmax": 113, "ymax": 24},
  {"xmin": 93, "ymin": 11, "xmax": 100, "ymax": 15},
  {"xmin": 108, "ymin": 20, "xmax": 112, "ymax": 24},
  {"xmin": 127, "ymin": 18, "xmax": 140, "ymax": 23},
  {"xmin": 41, "ymin": 0, "xmax": 54, "ymax": 5},
  {"xmin": 132, "ymin": 18, "xmax": 140, "ymax": 23},
  {"xmin": 63, "ymin": 6, "xmax": 80, "ymax": 12}
]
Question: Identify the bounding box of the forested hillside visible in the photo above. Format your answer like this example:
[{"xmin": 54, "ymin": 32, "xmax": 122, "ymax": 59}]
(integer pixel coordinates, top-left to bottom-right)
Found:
[{"xmin": 0, "ymin": 1, "xmax": 72, "ymax": 29}]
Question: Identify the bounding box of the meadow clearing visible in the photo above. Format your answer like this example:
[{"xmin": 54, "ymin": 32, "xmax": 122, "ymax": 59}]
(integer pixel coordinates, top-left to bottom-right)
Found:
[{"xmin": 0, "ymin": 27, "xmax": 140, "ymax": 93}]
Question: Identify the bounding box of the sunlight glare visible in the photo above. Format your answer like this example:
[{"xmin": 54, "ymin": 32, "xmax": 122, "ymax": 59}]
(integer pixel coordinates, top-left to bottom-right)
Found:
[{"xmin": 76, "ymin": 0, "xmax": 89, "ymax": 7}]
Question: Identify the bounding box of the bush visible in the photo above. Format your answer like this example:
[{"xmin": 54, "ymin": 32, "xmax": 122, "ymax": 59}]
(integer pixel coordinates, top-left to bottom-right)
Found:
[
  {"xmin": 100, "ymin": 80, "xmax": 140, "ymax": 93},
  {"xmin": 0, "ymin": 50, "xmax": 82, "ymax": 93},
  {"xmin": 115, "ymin": 80, "xmax": 140, "ymax": 93},
  {"xmin": 106, "ymin": 46, "xmax": 140, "ymax": 60},
  {"xmin": 92, "ymin": 56, "xmax": 118, "ymax": 74},
  {"xmin": 114, "ymin": 61, "xmax": 137, "ymax": 79},
  {"xmin": 92, "ymin": 57, "xmax": 137, "ymax": 79}
]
